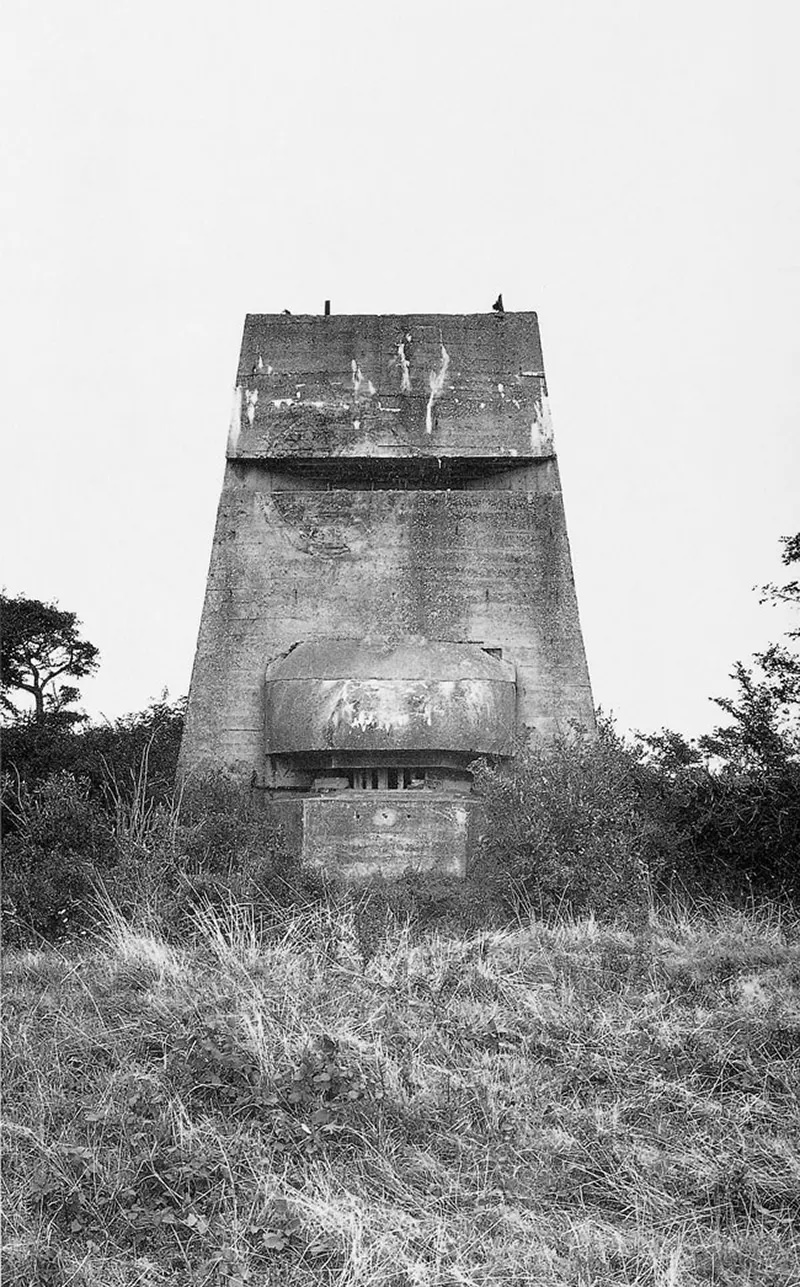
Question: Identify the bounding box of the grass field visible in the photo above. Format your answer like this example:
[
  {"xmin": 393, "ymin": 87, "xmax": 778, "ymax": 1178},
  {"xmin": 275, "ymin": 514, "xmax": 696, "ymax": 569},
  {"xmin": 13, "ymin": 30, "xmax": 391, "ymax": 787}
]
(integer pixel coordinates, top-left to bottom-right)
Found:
[{"xmin": 3, "ymin": 900, "xmax": 799, "ymax": 1285}]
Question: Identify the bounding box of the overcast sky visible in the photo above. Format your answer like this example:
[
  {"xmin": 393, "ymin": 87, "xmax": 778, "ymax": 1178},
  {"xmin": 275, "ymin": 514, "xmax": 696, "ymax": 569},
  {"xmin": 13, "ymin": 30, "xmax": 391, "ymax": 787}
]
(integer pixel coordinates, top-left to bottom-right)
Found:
[{"xmin": 2, "ymin": 1, "xmax": 798, "ymax": 739}]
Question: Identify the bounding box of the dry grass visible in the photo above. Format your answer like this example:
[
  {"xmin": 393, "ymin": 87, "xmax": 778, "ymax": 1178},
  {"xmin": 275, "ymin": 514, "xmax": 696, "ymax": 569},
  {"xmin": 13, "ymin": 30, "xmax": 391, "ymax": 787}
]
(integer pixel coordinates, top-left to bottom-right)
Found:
[{"xmin": 2, "ymin": 900, "xmax": 799, "ymax": 1285}]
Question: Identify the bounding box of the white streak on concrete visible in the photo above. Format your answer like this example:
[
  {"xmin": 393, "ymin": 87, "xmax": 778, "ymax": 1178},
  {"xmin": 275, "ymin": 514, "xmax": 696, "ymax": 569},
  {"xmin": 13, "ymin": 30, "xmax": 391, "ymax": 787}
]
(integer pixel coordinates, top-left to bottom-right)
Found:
[
  {"xmin": 245, "ymin": 388, "xmax": 259, "ymax": 426},
  {"xmin": 425, "ymin": 343, "xmax": 450, "ymax": 434},
  {"xmin": 271, "ymin": 397, "xmax": 294, "ymax": 409},
  {"xmin": 397, "ymin": 341, "xmax": 412, "ymax": 393},
  {"xmin": 228, "ymin": 384, "xmax": 242, "ymax": 451},
  {"xmin": 352, "ymin": 360, "xmax": 377, "ymax": 405},
  {"xmin": 531, "ymin": 396, "xmax": 555, "ymax": 452}
]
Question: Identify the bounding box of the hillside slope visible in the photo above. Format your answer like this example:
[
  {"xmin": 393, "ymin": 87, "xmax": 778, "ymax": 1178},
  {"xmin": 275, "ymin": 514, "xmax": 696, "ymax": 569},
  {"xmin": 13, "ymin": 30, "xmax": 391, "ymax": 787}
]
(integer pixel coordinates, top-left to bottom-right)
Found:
[{"xmin": 3, "ymin": 905, "xmax": 799, "ymax": 1285}]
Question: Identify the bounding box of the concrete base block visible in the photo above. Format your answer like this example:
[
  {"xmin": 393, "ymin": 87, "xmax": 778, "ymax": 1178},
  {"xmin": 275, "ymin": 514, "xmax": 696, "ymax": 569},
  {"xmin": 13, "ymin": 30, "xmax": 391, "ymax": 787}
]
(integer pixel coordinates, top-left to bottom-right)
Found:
[{"xmin": 269, "ymin": 793, "xmax": 481, "ymax": 880}]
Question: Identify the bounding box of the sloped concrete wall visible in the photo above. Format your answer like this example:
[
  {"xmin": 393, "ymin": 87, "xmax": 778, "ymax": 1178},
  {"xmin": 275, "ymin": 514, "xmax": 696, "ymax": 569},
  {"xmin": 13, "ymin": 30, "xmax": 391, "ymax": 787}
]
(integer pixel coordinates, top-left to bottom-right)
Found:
[
  {"xmin": 180, "ymin": 312, "xmax": 595, "ymax": 782},
  {"xmin": 181, "ymin": 469, "xmax": 594, "ymax": 776}
]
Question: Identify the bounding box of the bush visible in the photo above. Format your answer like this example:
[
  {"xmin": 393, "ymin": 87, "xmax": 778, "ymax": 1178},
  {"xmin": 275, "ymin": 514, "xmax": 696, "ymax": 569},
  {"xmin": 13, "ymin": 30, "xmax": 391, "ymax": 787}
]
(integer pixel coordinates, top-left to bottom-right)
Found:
[
  {"xmin": 1, "ymin": 712, "xmax": 81, "ymax": 805},
  {"xmin": 472, "ymin": 721, "xmax": 683, "ymax": 917},
  {"xmin": 0, "ymin": 766, "xmax": 327, "ymax": 947},
  {"xmin": 1, "ymin": 772, "xmax": 116, "ymax": 944},
  {"xmin": 72, "ymin": 697, "xmax": 186, "ymax": 808},
  {"xmin": 106, "ymin": 771, "xmax": 328, "ymax": 935},
  {"xmin": 1, "ymin": 698, "xmax": 186, "ymax": 837},
  {"xmin": 4, "ymin": 700, "xmax": 799, "ymax": 951},
  {"xmin": 643, "ymin": 757, "xmax": 800, "ymax": 902},
  {"xmin": 473, "ymin": 706, "xmax": 800, "ymax": 914}
]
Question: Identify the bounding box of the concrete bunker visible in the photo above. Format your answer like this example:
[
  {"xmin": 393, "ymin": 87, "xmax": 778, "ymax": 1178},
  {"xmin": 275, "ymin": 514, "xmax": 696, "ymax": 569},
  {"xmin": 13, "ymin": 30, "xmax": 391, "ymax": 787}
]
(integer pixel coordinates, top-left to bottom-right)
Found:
[{"xmin": 180, "ymin": 310, "xmax": 595, "ymax": 877}]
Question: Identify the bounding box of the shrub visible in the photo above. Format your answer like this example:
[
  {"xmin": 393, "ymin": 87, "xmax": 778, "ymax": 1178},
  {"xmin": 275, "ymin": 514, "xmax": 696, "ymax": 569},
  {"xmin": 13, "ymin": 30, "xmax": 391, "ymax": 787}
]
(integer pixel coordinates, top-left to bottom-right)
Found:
[
  {"xmin": 1, "ymin": 698, "xmax": 186, "ymax": 837},
  {"xmin": 72, "ymin": 697, "xmax": 186, "ymax": 809},
  {"xmin": 107, "ymin": 771, "xmax": 328, "ymax": 936},
  {"xmin": 472, "ymin": 720, "xmax": 682, "ymax": 916},
  {"xmin": 0, "ymin": 764, "xmax": 327, "ymax": 947},
  {"xmin": 1, "ymin": 771, "xmax": 115, "ymax": 944},
  {"xmin": 641, "ymin": 755, "xmax": 800, "ymax": 901}
]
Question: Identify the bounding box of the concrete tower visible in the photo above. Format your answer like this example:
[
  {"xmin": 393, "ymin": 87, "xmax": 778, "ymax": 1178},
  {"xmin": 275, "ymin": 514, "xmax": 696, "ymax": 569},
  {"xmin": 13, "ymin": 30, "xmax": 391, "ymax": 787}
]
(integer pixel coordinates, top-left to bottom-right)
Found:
[{"xmin": 180, "ymin": 311, "xmax": 594, "ymax": 876}]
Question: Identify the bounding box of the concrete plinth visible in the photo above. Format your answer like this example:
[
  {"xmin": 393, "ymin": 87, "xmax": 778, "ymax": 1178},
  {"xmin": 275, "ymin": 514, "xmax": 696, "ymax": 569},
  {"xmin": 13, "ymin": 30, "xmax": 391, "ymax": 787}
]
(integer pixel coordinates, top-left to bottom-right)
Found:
[{"xmin": 270, "ymin": 794, "xmax": 481, "ymax": 880}]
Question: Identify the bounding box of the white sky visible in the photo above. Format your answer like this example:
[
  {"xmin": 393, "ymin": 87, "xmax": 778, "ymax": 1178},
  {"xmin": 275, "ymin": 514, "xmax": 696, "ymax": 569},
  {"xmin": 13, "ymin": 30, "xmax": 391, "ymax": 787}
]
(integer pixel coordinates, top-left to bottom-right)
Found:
[{"xmin": 2, "ymin": 1, "xmax": 798, "ymax": 739}]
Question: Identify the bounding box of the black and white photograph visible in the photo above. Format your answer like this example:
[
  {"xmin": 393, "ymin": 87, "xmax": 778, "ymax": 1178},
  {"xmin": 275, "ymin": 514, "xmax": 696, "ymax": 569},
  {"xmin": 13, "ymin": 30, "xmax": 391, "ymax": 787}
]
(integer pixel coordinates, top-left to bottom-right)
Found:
[{"xmin": 2, "ymin": 3, "xmax": 799, "ymax": 1283}]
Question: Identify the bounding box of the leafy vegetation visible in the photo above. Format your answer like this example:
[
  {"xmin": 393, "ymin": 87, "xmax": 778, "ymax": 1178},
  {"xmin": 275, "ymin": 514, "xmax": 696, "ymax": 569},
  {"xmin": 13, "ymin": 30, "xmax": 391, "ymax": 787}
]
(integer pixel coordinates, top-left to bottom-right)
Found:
[
  {"xmin": 1, "ymin": 594, "xmax": 99, "ymax": 726},
  {"xmin": 1, "ymin": 697, "xmax": 192, "ymax": 944},
  {"xmin": 473, "ymin": 720, "xmax": 680, "ymax": 917},
  {"xmin": 476, "ymin": 530, "xmax": 800, "ymax": 909},
  {"xmin": 0, "ymin": 764, "xmax": 329, "ymax": 947}
]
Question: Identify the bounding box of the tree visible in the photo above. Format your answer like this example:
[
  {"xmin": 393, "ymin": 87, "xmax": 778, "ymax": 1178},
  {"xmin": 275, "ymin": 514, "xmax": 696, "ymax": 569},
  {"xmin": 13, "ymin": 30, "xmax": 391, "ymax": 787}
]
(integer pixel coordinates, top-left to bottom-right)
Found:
[
  {"xmin": 1, "ymin": 594, "xmax": 99, "ymax": 725},
  {"xmin": 643, "ymin": 533, "xmax": 800, "ymax": 775},
  {"xmin": 700, "ymin": 532, "xmax": 800, "ymax": 771},
  {"xmin": 698, "ymin": 643, "xmax": 799, "ymax": 772},
  {"xmin": 638, "ymin": 534, "xmax": 800, "ymax": 899},
  {"xmin": 759, "ymin": 532, "xmax": 800, "ymax": 638}
]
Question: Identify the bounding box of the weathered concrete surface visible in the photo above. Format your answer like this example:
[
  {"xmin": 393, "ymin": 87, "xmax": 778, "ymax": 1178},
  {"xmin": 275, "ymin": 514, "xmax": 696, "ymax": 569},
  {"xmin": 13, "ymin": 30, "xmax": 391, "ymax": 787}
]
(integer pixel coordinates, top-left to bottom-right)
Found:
[
  {"xmin": 270, "ymin": 794, "xmax": 477, "ymax": 879},
  {"xmin": 230, "ymin": 313, "xmax": 552, "ymax": 460},
  {"xmin": 180, "ymin": 312, "xmax": 595, "ymax": 794},
  {"xmin": 181, "ymin": 475, "xmax": 594, "ymax": 775},
  {"xmin": 265, "ymin": 640, "xmax": 516, "ymax": 756}
]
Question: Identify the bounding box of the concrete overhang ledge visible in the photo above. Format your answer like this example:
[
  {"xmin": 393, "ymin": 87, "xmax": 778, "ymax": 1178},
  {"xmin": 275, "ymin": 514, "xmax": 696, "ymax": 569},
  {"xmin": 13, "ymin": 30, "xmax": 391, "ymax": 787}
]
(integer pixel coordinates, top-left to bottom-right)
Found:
[{"xmin": 266, "ymin": 638, "xmax": 515, "ymax": 684}]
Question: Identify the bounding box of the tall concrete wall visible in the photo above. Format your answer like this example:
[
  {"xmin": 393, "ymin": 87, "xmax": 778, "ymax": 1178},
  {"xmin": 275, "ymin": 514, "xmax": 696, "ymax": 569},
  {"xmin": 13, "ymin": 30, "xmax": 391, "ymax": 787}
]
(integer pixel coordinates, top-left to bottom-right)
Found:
[{"xmin": 180, "ymin": 312, "xmax": 595, "ymax": 788}]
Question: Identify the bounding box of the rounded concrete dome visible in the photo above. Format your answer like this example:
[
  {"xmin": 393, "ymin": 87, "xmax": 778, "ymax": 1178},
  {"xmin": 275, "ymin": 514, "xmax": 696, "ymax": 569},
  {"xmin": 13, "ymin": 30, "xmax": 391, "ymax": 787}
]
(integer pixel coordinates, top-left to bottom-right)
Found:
[{"xmin": 265, "ymin": 639, "xmax": 516, "ymax": 756}]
